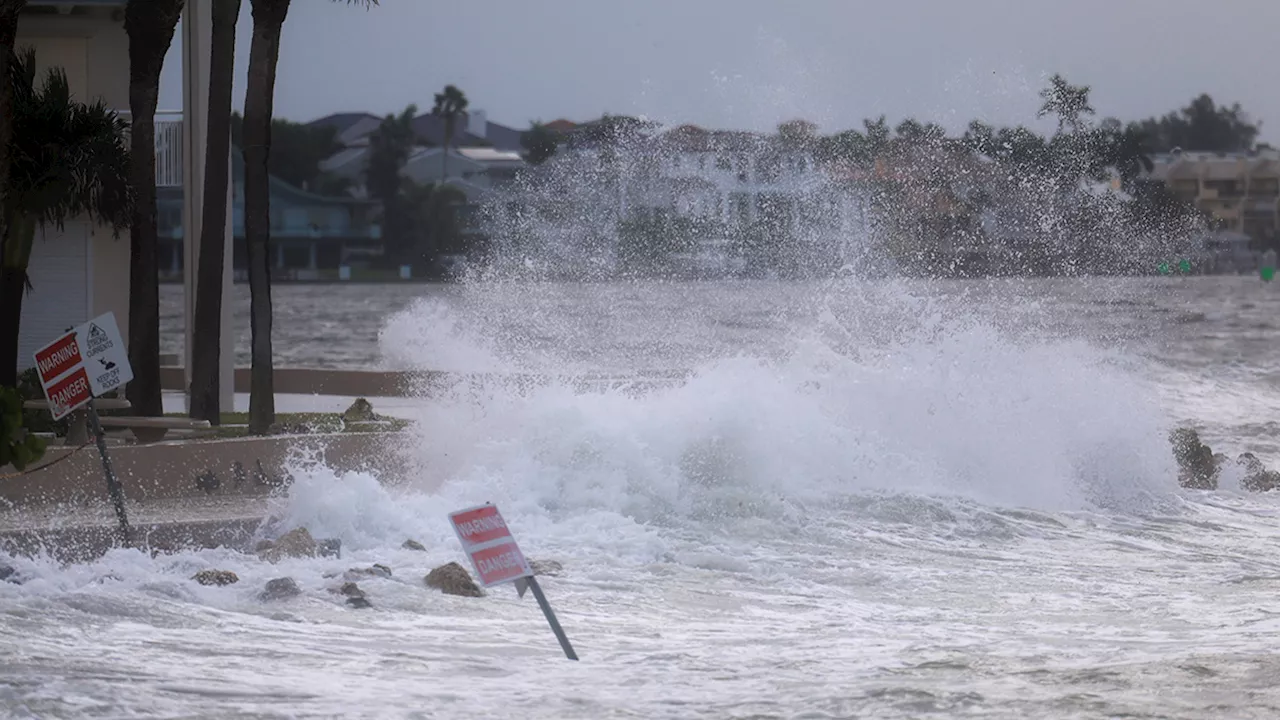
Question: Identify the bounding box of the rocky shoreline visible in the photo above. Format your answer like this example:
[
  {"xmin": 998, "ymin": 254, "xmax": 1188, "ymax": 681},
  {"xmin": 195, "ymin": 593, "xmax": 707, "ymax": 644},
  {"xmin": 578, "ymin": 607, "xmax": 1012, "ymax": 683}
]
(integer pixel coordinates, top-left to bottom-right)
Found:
[{"xmin": 1170, "ymin": 427, "xmax": 1280, "ymax": 492}]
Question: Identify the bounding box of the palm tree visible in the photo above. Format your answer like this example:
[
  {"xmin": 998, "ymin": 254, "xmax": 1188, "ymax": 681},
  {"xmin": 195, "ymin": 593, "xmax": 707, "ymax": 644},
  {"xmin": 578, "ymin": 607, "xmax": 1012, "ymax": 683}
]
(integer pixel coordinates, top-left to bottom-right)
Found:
[
  {"xmin": 1, "ymin": 49, "xmax": 134, "ymax": 386},
  {"xmin": 242, "ymin": 0, "xmax": 378, "ymax": 435},
  {"xmin": 188, "ymin": 0, "xmax": 240, "ymax": 425},
  {"xmin": 431, "ymin": 84, "xmax": 468, "ymax": 185},
  {"xmin": 0, "ymin": 0, "xmax": 28, "ymax": 290},
  {"xmin": 1037, "ymin": 73, "xmax": 1095, "ymax": 135},
  {"xmin": 124, "ymin": 0, "xmax": 184, "ymax": 417}
]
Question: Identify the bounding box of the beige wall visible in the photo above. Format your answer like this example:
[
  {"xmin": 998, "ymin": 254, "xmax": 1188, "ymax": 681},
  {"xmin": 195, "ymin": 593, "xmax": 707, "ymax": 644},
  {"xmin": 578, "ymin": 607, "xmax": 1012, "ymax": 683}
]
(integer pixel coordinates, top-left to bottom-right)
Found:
[{"xmin": 17, "ymin": 9, "xmax": 132, "ymax": 342}]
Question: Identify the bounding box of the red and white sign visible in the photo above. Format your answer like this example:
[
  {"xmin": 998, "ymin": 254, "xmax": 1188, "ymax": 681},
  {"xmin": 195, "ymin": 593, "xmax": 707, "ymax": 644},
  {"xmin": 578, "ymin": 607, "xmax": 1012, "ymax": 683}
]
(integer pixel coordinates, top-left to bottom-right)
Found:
[
  {"xmin": 31, "ymin": 312, "xmax": 133, "ymax": 420},
  {"xmin": 34, "ymin": 332, "xmax": 82, "ymax": 387},
  {"xmin": 449, "ymin": 504, "xmax": 533, "ymax": 587},
  {"xmin": 45, "ymin": 367, "xmax": 92, "ymax": 420}
]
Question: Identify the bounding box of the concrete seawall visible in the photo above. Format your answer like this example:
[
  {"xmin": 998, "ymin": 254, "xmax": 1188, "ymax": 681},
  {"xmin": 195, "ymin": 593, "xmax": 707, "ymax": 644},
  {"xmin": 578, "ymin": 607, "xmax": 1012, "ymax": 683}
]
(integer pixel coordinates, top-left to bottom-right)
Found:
[
  {"xmin": 158, "ymin": 366, "xmax": 688, "ymax": 396},
  {"xmin": 0, "ymin": 432, "xmax": 406, "ymax": 508},
  {"xmin": 0, "ymin": 432, "xmax": 413, "ymax": 563}
]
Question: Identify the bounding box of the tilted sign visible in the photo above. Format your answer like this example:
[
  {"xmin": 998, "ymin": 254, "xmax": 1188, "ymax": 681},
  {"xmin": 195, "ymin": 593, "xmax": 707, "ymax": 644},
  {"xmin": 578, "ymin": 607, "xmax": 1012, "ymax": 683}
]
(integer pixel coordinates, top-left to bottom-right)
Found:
[
  {"xmin": 447, "ymin": 502, "xmax": 578, "ymax": 660},
  {"xmin": 32, "ymin": 312, "xmax": 133, "ymax": 420},
  {"xmin": 449, "ymin": 504, "xmax": 534, "ymax": 586}
]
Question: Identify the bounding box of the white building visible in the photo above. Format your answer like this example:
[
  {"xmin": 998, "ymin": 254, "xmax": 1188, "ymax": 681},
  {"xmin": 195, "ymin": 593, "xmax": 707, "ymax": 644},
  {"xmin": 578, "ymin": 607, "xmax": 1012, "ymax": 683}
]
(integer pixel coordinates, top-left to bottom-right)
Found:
[{"xmin": 15, "ymin": 0, "xmax": 233, "ymax": 410}]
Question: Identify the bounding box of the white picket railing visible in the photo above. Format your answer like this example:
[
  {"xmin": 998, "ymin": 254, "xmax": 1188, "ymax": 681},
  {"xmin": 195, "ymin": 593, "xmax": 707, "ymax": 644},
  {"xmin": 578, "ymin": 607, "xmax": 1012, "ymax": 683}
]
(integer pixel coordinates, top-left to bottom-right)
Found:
[
  {"xmin": 154, "ymin": 113, "xmax": 183, "ymax": 188},
  {"xmin": 116, "ymin": 110, "xmax": 184, "ymax": 187}
]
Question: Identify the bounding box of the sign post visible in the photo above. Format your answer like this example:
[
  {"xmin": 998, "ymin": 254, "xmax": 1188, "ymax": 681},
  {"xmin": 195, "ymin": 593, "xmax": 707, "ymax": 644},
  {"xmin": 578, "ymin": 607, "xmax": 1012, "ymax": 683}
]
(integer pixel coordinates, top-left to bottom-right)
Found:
[
  {"xmin": 32, "ymin": 312, "xmax": 134, "ymax": 544},
  {"xmin": 449, "ymin": 503, "xmax": 578, "ymax": 661}
]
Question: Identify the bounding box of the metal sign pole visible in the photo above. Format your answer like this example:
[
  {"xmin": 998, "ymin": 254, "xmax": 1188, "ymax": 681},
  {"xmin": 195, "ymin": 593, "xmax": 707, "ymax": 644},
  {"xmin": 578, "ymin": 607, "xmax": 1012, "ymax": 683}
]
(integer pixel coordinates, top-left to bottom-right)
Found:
[
  {"xmin": 85, "ymin": 399, "xmax": 131, "ymax": 545},
  {"xmin": 526, "ymin": 575, "xmax": 578, "ymax": 661}
]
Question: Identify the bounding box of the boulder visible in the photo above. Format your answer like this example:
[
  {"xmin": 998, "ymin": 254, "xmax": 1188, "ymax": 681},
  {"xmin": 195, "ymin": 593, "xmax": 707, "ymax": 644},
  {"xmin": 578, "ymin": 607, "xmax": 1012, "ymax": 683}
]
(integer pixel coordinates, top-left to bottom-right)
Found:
[
  {"xmin": 402, "ymin": 539, "xmax": 426, "ymax": 552},
  {"xmin": 259, "ymin": 577, "xmax": 301, "ymax": 601},
  {"xmin": 0, "ymin": 564, "xmax": 16, "ymax": 583},
  {"xmin": 259, "ymin": 528, "xmax": 318, "ymax": 563},
  {"xmin": 331, "ymin": 581, "xmax": 373, "ymax": 609},
  {"xmin": 343, "ymin": 564, "xmax": 392, "ymax": 581},
  {"xmin": 1170, "ymin": 427, "xmax": 1219, "ymax": 489},
  {"xmin": 192, "ymin": 570, "xmax": 239, "ymax": 587},
  {"xmin": 317, "ymin": 538, "xmax": 342, "ymax": 559},
  {"xmin": 424, "ymin": 561, "xmax": 483, "ymax": 598},
  {"xmin": 1237, "ymin": 453, "xmax": 1280, "ymax": 492},
  {"xmin": 530, "ymin": 559, "xmax": 564, "ymax": 577},
  {"xmin": 343, "ymin": 398, "xmax": 379, "ymax": 423}
]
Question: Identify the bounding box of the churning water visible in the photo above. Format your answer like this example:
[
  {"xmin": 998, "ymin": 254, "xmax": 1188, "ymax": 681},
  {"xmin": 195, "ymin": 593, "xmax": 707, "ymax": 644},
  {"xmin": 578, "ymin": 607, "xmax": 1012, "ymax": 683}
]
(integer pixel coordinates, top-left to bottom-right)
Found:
[
  {"xmin": 11, "ymin": 57, "xmax": 1280, "ymax": 715},
  {"xmin": 10, "ymin": 274, "xmax": 1280, "ymax": 718}
]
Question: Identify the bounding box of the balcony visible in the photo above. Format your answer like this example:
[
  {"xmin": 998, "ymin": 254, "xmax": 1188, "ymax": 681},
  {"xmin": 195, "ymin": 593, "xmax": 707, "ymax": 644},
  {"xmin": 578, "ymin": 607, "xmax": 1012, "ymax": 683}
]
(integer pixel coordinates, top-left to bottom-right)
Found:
[{"xmin": 117, "ymin": 110, "xmax": 183, "ymax": 188}]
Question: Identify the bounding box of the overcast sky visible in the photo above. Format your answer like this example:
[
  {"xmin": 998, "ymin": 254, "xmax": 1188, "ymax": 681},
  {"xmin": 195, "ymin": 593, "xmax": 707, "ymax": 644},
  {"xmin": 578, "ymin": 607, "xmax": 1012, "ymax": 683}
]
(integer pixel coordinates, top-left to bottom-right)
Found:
[{"xmin": 158, "ymin": 0, "xmax": 1277, "ymax": 141}]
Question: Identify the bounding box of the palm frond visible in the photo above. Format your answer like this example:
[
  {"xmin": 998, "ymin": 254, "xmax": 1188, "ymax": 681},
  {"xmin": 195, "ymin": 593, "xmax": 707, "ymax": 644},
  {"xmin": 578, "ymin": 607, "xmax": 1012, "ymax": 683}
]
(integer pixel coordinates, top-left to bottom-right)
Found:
[{"xmin": 6, "ymin": 46, "xmax": 134, "ymax": 235}]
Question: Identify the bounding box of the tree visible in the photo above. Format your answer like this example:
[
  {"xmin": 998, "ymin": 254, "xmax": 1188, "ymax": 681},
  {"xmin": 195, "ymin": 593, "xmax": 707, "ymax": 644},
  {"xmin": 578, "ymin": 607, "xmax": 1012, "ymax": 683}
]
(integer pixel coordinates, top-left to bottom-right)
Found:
[
  {"xmin": 1038, "ymin": 73, "xmax": 1095, "ymax": 135},
  {"xmin": 124, "ymin": 0, "xmax": 184, "ymax": 417},
  {"xmin": 188, "ymin": 0, "xmax": 240, "ymax": 425},
  {"xmin": 229, "ymin": 111, "xmax": 345, "ymax": 191},
  {"xmin": 431, "ymin": 84, "xmax": 468, "ymax": 185},
  {"xmin": 242, "ymin": 0, "xmax": 377, "ymax": 435},
  {"xmin": 1135, "ymin": 94, "xmax": 1260, "ymax": 153},
  {"xmin": 0, "ymin": 0, "xmax": 27, "ymax": 309},
  {"xmin": 520, "ymin": 121, "xmax": 559, "ymax": 165},
  {"xmin": 365, "ymin": 104, "xmax": 416, "ymax": 263},
  {"xmin": 1, "ymin": 49, "xmax": 134, "ymax": 387}
]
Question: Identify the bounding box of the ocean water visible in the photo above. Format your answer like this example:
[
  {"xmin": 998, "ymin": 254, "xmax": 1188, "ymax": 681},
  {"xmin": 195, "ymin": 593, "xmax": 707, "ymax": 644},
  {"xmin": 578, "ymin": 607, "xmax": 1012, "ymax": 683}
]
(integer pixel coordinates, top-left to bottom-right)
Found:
[{"xmin": 6, "ymin": 276, "xmax": 1280, "ymax": 718}]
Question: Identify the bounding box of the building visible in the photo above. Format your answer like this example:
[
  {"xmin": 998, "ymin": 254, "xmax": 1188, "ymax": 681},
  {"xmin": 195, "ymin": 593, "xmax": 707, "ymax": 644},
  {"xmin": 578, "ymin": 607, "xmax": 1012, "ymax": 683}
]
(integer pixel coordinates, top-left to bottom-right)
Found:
[
  {"xmin": 308, "ymin": 108, "xmax": 525, "ymax": 153},
  {"xmin": 1147, "ymin": 150, "xmax": 1280, "ymax": 245},
  {"xmin": 155, "ymin": 149, "xmax": 382, "ymax": 280},
  {"xmin": 15, "ymin": 0, "xmax": 236, "ymax": 410}
]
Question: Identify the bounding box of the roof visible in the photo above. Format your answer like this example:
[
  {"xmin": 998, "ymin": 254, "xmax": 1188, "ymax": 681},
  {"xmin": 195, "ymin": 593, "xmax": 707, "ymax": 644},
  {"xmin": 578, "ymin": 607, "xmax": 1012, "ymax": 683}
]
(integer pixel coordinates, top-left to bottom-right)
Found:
[
  {"xmin": 307, "ymin": 112, "xmax": 380, "ymax": 134},
  {"xmin": 483, "ymin": 120, "xmax": 524, "ymax": 152},
  {"xmin": 543, "ymin": 119, "xmax": 578, "ymax": 132}
]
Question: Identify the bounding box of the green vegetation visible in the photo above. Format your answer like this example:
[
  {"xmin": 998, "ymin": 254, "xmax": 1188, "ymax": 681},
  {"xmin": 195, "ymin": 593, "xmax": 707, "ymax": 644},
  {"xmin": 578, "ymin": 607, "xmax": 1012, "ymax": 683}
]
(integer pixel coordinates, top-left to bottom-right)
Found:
[{"xmin": 0, "ymin": 385, "xmax": 44, "ymax": 470}]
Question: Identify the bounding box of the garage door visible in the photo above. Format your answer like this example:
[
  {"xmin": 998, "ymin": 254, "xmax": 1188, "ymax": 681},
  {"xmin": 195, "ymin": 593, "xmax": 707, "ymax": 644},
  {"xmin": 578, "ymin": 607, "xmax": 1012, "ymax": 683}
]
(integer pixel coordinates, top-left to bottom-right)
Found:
[{"xmin": 16, "ymin": 223, "xmax": 92, "ymax": 371}]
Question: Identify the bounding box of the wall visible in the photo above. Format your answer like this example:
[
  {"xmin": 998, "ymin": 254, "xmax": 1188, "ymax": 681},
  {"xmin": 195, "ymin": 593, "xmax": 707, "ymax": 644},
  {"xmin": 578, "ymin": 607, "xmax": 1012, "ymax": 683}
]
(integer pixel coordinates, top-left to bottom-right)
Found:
[{"xmin": 16, "ymin": 9, "xmax": 133, "ymax": 344}]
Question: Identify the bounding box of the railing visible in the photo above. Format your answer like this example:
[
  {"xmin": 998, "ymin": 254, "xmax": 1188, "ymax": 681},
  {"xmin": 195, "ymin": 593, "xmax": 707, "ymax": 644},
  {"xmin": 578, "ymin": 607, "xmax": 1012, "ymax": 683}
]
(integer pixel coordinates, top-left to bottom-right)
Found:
[
  {"xmin": 116, "ymin": 110, "xmax": 184, "ymax": 188},
  {"xmin": 155, "ymin": 113, "xmax": 183, "ymax": 188}
]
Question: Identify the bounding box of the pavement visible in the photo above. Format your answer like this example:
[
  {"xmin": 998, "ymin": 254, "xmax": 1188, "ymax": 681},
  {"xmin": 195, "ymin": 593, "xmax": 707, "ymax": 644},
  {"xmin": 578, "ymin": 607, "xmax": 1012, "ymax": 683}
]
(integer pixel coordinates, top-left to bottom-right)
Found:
[
  {"xmin": 0, "ymin": 494, "xmax": 276, "ymax": 564},
  {"xmin": 161, "ymin": 391, "xmax": 426, "ymax": 418}
]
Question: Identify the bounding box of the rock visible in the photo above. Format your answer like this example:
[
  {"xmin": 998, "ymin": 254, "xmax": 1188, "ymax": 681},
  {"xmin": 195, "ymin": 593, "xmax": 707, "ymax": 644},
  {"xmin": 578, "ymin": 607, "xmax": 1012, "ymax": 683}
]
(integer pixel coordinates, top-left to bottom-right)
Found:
[
  {"xmin": 1237, "ymin": 453, "xmax": 1280, "ymax": 492},
  {"xmin": 317, "ymin": 538, "xmax": 342, "ymax": 559},
  {"xmin": 1170, "ymin": 427, "xmax": 1219, "ymax": 490},
  {"xmin": 254, "ymin": 539, "xmax": 276, "ymax": 553},
  {"xmin": 343, "ymin": 398, "xmax": 378, "ymax": 423},
  {"xmin": 0, "ymin": 564, "xmax": 18, "ymax": 584},
  {"xmin": 192, "ymin": 570, "xmax": 239, "ymax": 587},
  {"xmin": 259, "ymin": 528, "xmax": 318, "ymax": 563},
  {"xmin": 530, "ymin": 559, "xmax": 563, "ymax": 577},
  {"xmin": 259, "ymin": 577, "xmax": 301, "ymax": 601},
  {"xmin": 344, "ymin": 564, "xmax": 392, "ymax": 581},
  {"xmin": 424, "ymin": 561, "xmax": 483, "ymax": 598},
  {"xmin": 402, "ymin": 539, "xmax": 426, "ymax": 552},
  {"xmin": 332, "ymin": 581, "xmax": 373, "ymax": 609}
]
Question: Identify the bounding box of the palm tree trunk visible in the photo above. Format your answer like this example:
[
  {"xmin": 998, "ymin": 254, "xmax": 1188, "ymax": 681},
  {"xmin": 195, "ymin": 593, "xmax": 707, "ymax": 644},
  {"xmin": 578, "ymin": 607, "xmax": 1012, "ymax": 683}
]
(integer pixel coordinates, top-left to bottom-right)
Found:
[
  {"xmin": 442, "ymin": 116, "xmax": 451, "ymax": 183},
  {"xmin": 0, "ymin": 216, "xmax": 33, "ymax": 388},
  {"xmin": 243, "ymin": 0, "xmax": 290, "ymax": 435},
  {"xmin": 188, "ymin": 0, "xmax": 240, "ymax": 425},
  {"xmin": 0, "ymin": 0, "xmax": 27, "ymax": 388},
  {"xmin": 124, "ymin": 0, "xmax": 184, "ymax": 417}
]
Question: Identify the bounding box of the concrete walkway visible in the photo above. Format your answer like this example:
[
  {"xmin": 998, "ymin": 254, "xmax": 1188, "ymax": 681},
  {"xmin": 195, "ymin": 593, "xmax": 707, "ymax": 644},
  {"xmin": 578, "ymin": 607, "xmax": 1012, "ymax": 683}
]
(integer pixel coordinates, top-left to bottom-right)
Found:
[
  {"xmin": 162, "ymin": 391, "xmax": 426, "ymax": 419},
  {"xmin": 0, "ymin": 494, "xmax": 275, "ymax": 564}
]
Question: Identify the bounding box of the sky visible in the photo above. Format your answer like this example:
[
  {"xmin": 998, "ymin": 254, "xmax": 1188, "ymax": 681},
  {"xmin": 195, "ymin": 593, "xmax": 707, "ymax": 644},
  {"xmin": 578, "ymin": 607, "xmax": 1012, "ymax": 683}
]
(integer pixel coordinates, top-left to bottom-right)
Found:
[{"xmin": 158, "ymin": 0, "xmax": 1278, "ymax": 141}]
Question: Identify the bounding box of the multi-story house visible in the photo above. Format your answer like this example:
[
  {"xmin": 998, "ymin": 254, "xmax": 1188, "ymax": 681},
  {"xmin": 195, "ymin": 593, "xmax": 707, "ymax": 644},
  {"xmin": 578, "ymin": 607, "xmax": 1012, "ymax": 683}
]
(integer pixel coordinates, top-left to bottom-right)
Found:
[{"xmin": 1148, "ymin": 150, "xmax": 1280, "ymax": 242}]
